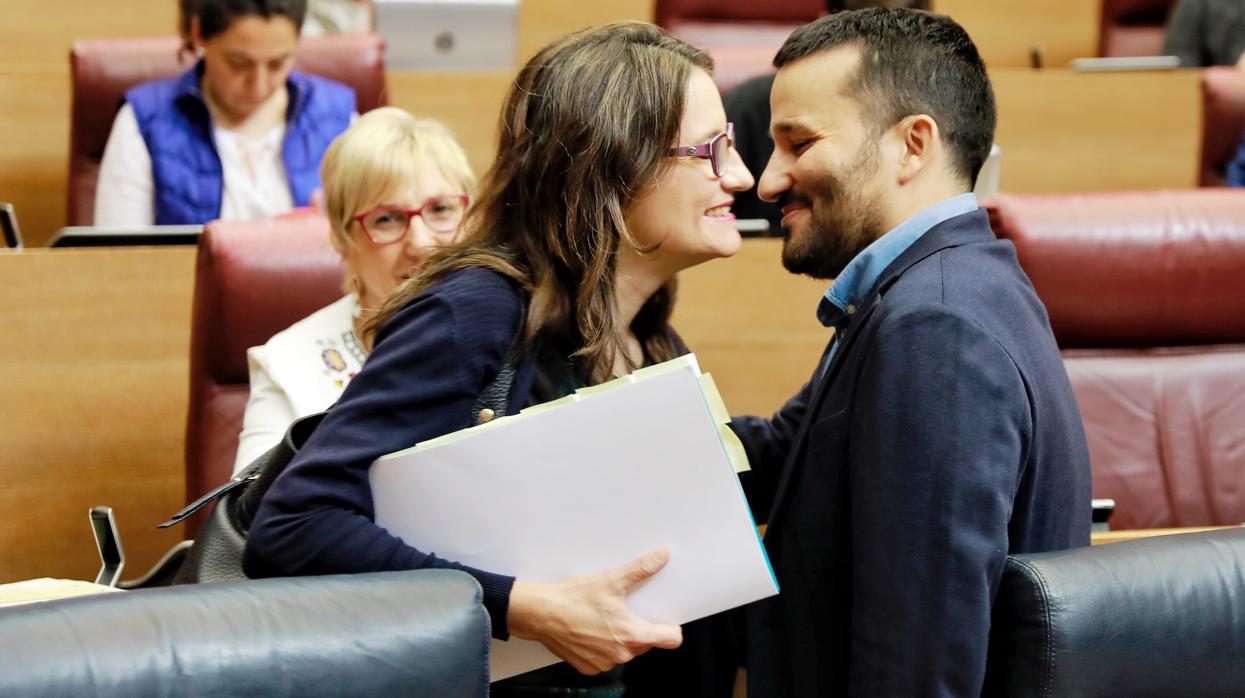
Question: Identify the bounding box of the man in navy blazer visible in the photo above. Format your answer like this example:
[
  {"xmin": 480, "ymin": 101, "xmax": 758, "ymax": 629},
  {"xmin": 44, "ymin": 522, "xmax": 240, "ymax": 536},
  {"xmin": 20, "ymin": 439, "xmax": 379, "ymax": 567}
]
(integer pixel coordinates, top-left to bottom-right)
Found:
[{"xmin": 729, "ymin": 9, "xmax": 1092, "ymax": 696}]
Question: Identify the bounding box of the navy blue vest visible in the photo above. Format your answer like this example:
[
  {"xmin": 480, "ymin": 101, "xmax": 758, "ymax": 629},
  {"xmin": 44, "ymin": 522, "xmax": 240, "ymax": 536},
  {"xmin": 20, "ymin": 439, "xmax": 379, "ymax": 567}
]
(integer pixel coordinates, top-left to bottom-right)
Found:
[{"xmin": 125, "ymin": 64, "xmax": 355, "ymax": 225}]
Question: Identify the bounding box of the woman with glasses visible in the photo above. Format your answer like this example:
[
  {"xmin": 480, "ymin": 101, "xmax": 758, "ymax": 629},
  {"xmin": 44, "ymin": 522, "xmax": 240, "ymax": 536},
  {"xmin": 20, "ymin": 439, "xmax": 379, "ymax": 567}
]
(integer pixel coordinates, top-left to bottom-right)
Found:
[
  {"xmin": 233, "ymin": 107, "xmax": 472, "ymax": 471},
  {"xmin": 245, "ymin": 21, "xmax": 753, "ymax": 694}
]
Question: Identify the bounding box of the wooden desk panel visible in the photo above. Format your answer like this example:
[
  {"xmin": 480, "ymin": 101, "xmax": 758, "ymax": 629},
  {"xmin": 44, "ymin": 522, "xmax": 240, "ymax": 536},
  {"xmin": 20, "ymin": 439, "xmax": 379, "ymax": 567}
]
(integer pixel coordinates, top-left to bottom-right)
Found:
[
  {"xmin": 992, "ymin": 68, "xmax": 1202, "ymax": 193},
  {"xmin": 0, "ymin": 247, "xmax": 193, "ymax": 583},
  {"xmin": 3, "ymin": 0, "xmax": 176, "ymax": 68},
  {"xmin": 933, "ymin": 0, "xmax": 1099, "ymax": 69},
  {"xmin": 0, "ymin": 69, "xmax": 70, "ymax": 249}
]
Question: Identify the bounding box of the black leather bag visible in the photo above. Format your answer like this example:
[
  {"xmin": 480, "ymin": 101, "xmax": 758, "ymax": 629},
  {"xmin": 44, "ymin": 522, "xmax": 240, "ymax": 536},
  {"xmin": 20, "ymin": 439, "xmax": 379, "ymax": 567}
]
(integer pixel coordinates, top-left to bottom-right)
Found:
[{"xmin": 163, "ymin": 308, "xmax": 528, "ymax": 584}]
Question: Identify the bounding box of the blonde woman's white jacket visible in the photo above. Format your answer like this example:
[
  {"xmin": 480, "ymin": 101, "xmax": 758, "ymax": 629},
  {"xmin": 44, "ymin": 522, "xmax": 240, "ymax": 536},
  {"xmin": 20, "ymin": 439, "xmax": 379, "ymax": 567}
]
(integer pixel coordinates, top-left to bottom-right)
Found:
[{"xmin": 232, "ymin": 294, "xmax": 366, "ymax": 474}]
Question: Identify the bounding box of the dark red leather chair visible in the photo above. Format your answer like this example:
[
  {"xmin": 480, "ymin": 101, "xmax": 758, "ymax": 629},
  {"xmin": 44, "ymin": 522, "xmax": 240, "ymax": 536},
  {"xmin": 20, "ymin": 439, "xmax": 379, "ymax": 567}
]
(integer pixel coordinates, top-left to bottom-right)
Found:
[
  {"xmin": 988, "ymin": 190, "xmax": 1245, "ymax": 530},
  {"xmin": 184, "ymin": 216, "xmax": 344, "ymax": 535},
  {"xmin": 69, "ymin": 34, "xmax": 387, "ymax": 226},
  {"xmin": 1098, "ymin": 0, "xmax": 1175, "ymax": 58},
  {"xmin": 656, "ymin": 0, "xmax": 823, "ymax": 92},
  {"xmin": 1200, "ymin": 66, "xmax": 1245, "ymax": 186}
]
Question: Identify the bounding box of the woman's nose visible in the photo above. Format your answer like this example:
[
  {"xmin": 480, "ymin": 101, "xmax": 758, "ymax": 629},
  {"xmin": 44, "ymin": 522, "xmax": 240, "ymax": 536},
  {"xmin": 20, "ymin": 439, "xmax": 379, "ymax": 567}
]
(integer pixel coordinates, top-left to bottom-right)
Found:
[
  {"xmin": 404, "ymin": 217, "xmax": 437, "ymax": 258},
  {"xmin": 721, "ymin": 147, "xmax": 756, "ymax": 193}
]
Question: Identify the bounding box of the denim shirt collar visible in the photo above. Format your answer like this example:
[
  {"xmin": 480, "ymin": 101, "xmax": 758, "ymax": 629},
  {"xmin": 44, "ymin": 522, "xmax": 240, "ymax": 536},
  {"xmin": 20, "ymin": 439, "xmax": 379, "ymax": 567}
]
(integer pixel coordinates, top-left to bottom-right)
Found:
[{"xmin": 816, "ymin": 192, "xmax": 979, "ymax": 328}]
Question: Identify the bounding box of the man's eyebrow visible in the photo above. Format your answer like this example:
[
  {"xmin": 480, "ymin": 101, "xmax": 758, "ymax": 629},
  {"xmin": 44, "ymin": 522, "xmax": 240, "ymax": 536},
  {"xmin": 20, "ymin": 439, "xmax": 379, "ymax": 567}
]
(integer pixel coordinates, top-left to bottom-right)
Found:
[{"xmin": 771, "ymin": 118, "xmax": 813, "ymax": 139}]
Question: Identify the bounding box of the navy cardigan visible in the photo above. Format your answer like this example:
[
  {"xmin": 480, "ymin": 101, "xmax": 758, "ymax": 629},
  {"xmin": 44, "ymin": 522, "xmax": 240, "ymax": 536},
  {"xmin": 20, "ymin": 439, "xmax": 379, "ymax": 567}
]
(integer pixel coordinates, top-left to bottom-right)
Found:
[{"xmin": 244, "ymin": 267, "xmax": 536, "ymax": 637}]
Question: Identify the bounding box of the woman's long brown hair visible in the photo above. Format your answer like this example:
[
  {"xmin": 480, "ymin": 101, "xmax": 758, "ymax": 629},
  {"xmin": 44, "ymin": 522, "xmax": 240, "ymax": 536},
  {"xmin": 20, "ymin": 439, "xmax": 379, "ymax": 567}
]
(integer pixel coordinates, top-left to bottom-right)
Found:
[{"xmin": 363, "ymin": 22, "xmax": 713, "ymax": 383}]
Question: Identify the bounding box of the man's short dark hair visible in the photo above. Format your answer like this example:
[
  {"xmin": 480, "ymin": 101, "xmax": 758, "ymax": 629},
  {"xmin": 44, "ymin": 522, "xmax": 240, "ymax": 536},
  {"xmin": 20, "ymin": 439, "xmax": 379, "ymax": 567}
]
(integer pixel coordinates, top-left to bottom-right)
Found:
[{"xmin": 777, "ymin": 8, "xmax": 995, "ymax": 187}]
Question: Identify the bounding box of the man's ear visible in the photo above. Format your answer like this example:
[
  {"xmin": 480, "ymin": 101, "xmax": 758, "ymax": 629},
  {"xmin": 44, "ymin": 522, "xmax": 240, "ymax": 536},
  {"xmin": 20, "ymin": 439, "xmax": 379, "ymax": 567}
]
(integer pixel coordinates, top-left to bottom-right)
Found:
[
  {"xmin": 896, "ymin": 114, "xmax": 940, "ymax": 185},
  {"xmin": 189, "ymin": 16, "xmax": 204, "ymax": 54}
]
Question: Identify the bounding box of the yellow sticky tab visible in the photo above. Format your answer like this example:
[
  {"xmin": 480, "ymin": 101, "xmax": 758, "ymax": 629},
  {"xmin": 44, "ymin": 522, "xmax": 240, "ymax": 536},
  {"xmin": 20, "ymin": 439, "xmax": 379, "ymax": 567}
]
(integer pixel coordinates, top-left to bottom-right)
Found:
[
  {"xmin": 719, "ymin": 425, "xmax": 752, "ymax": 473},
  {"xmin": 698, "ymin": 373, "xmax": 731, "ymax": 425}
]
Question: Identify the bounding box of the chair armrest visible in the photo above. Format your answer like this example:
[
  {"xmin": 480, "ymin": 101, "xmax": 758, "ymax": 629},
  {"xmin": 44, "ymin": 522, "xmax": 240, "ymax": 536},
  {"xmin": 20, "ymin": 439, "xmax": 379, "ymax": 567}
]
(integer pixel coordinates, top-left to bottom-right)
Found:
[
  {"xmin": 986, "ymin": 528, "xmax": 1245, "ymax": 697},
  {"xmin": 0, "ymin": 569, "xmax": 490, "ymax": 697}
]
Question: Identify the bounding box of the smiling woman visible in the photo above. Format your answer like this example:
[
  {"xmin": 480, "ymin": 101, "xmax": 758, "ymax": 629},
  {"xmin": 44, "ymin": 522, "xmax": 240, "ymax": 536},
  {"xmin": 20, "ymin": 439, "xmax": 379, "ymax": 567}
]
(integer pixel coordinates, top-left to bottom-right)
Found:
[
  {"xmin": 242, "ymin": 21, "xmax": 753, "ymax": 695},
  {"xmin": 93, "ymin": 0, "xmax": 357, "ymax": 227}
]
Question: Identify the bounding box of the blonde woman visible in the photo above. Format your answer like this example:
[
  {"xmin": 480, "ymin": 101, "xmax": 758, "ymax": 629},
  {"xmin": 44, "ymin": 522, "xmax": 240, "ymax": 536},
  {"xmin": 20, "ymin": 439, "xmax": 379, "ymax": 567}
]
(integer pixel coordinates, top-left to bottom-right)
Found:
[{"xmin": 233, "ymin": 107, "xmax": 474, "ymax": 471}]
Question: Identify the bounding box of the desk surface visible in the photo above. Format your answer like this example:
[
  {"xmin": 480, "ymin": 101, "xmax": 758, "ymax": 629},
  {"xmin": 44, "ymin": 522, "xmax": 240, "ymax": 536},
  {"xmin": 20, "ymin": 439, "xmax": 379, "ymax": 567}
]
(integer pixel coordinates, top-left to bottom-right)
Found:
[{"xmin": 1091, "ymin": 525, "xmax": 1239, "ymax": 545}]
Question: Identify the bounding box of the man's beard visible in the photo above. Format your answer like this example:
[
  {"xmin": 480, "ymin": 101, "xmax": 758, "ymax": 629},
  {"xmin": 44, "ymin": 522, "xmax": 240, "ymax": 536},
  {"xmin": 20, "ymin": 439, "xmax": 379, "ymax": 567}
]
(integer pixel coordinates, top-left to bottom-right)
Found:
[{"xmin": 779, "ymin": 141, "xmax": 887, "ymax": 281}]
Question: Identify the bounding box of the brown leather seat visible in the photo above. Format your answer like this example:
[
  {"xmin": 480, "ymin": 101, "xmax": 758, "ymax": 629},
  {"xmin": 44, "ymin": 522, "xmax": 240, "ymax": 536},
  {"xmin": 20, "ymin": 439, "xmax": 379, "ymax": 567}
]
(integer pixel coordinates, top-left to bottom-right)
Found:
[
  {"xmin": 1098, "ymin": 0, "xmax": 1174, "ymax": 58},
  {"xmin": 988, "ymin": 190, "xmax": 1245, "ymax": 530},
  {"xmin": 184, "ymin": 216, "xmax": 344, "ymax": 535},
  {"xmin": 656, "ymin": 0, "xmax": 822, "ymax": 92},
  {"xmin": 69, "ymin": 34, "xmax": 387, "ymax": 226},
  {"xmin": 1200, "ymin": 66, "xmax": 1245, "ymax": 186}
]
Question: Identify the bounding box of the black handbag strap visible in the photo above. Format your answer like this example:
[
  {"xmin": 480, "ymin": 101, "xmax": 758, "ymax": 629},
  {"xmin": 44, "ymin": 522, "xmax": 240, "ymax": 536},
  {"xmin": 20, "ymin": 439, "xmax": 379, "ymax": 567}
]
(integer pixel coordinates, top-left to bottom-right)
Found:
[{"xmin": 160, "ymin": 303, "xmax": 529, "ymax": 530}]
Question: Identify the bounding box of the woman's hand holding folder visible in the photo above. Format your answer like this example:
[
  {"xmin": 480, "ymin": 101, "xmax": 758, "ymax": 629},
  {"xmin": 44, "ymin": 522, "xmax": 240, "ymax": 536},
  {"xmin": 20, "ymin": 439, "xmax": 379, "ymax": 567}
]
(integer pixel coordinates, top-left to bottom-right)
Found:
[{"xmin": 507, "ymin": 547, "xmax": 684, "ymax": 675}]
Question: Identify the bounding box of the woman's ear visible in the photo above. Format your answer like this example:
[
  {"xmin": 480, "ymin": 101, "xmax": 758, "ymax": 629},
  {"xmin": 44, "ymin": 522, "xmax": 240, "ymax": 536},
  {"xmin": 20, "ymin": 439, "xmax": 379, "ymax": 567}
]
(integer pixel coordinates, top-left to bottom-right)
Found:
[{"xmin": 896, "ymin": 114, "xmax": 939, "ymax": 186}]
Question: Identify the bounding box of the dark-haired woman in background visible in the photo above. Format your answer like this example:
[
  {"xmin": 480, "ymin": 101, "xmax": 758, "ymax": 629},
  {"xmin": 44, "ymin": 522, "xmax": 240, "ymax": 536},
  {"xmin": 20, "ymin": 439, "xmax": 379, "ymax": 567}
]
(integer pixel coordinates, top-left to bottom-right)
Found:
[
  {"xmin": 94, "ymin": 0, "xmax": 355, "ymax": 226},
  {"xmin": 244, "ymin": 20, "xmax": 753, "ymax": 695}
]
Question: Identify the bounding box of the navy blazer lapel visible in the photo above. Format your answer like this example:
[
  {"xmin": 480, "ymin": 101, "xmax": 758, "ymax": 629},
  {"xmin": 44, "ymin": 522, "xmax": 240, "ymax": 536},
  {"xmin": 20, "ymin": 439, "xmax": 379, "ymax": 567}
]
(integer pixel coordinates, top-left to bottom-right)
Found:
[
  {"xmin": 764, "ymin": 209, "xmax": 995, "ymax": 529},
  {"xmin": 765, "ymin": 300, "xmax": 879, "ymax": 528}
]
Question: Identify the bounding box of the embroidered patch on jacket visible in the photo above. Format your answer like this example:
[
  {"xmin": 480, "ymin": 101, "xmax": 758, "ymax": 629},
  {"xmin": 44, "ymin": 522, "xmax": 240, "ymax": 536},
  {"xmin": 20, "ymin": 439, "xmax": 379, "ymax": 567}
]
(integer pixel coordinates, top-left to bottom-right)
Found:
[{"xmin": 321, "ymin": 348, "xmax": 348, "ymax": 372}]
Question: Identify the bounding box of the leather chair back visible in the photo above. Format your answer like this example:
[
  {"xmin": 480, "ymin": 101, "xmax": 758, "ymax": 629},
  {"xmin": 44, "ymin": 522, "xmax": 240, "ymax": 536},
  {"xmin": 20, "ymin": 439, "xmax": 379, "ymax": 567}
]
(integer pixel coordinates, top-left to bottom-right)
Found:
[
  {"xmin": 655, "ymin": 0, "xmax": 823, "ymax": 27},
  {"xmin": 1098, "ymin": 0, "xmax": 1174, "ymax": 57},
  {"xmin": 985, "ymin": 528, "xmax": 1245, "ymax": 697},
  {"xmin": 185, "ymin": 216, "xmax": 344, "ymax": 535},
  {"xmin": 1200, "ymin": 66, "xmax": 1245, "ymax": 186},
  {"xmin": 69, "ymin": 33, "xmax": 386, "ymax": 226},
  {"xmin": 655, "ymin": 0, "xmax": 823, "ymax": 93},
  {"xmin": 988, "ymin": 191, "xmax": 1245, "ymax": 529},
  {"xmin": 0, "ymin": 570, "xmax": 489, "ymax": 697}
]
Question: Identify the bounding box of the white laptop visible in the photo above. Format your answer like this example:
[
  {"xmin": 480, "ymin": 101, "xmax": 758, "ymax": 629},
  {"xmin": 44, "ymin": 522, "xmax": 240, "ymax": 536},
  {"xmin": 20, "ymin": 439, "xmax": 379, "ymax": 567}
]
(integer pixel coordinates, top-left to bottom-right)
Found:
[{"xmin": 373, "ymin": 0, "xmax": 519, "ymax": 71}]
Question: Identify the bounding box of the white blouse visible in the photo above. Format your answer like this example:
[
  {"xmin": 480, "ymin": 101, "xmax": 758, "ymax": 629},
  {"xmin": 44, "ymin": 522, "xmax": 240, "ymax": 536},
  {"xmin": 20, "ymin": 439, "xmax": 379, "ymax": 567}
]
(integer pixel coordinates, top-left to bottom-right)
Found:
[{"xmin": 94, "ymin": 103, "xmax": 294, "ymax": 227}]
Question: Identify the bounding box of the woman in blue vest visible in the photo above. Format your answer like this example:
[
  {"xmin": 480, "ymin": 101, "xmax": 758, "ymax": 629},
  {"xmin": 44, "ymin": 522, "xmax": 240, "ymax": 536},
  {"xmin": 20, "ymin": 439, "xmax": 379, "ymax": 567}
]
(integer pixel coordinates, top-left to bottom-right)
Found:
[{"xmin": 94, "ymin": 0, "xmax": 355, "ymax": 226}]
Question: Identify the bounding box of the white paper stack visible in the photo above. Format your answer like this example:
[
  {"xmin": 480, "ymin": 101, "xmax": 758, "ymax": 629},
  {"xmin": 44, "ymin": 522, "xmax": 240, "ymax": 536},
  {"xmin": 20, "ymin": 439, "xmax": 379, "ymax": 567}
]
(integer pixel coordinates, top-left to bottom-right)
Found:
[{"xmin": 370, "ymin": 355, "xmax": 777, "ymax": 680}]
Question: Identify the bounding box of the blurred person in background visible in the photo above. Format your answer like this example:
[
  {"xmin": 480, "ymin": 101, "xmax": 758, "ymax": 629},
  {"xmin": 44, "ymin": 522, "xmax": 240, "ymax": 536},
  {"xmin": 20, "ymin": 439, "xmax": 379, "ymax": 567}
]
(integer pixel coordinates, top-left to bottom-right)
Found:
[{"xmin": 1164, "ymin": 0, "xmax": 1245, "ymax": 67}]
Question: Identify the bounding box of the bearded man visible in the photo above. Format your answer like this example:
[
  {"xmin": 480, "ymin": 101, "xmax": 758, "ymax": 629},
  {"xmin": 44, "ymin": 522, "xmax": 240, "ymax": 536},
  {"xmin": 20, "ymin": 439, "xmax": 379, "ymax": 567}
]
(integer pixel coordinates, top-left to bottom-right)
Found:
[{"xmin": 729, "ymin": 9, "xmax": 1092, "ymax": 696}]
